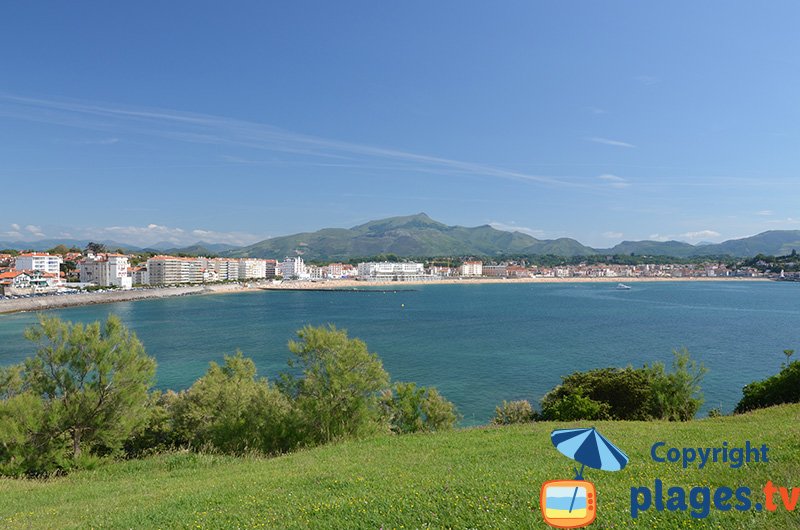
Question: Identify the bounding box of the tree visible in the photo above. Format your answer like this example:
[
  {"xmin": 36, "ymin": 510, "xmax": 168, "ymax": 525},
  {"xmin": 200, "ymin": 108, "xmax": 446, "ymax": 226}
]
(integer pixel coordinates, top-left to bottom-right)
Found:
[
  {"xmin": 281, "ymin": 325, "xmax": 389, "ymax": 444},
  {"xmin": 85, "ymin": 242, "xmax": 107, "ymax": 255},
  {"xmin": 47, "ymin": 244, "xmax": 69, "ymax": 255},
  {"xmin": 783, "ymin": 349, "xmax": 794, "ymax": 368},
  {"xmin": 649, "ymin": 348, "xmax": 707, "ymax": 421},
  {"xmin": 21, "ymin": 315, "xmax": 156, "ymax": 458},
  {"xmin": 380, "ymin": 382, "xmax": 458, "ymax": 433},
  {"xmin": 173, "ymin": 352, "xmax": 296, "ymax": 454}
]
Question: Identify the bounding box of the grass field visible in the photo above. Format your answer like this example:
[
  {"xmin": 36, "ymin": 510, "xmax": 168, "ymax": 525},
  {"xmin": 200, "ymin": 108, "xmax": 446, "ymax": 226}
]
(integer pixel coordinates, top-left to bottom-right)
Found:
[{"xmin": 1, "ymin": 404, "xmax": 799, "ymax": 529}]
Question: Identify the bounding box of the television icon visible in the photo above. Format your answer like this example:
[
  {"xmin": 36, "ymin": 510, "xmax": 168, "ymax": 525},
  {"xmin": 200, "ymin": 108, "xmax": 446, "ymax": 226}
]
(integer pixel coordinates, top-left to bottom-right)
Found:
[{"xmin": 540, "ymin": 479, "xmax": 596, "ymax": 529}]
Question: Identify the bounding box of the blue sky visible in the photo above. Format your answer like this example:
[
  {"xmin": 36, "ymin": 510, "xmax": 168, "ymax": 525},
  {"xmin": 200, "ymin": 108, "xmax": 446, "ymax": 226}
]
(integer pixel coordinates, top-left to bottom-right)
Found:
[{"xmin": 2, "ymin": 2, "xmax": 799, "ymax": 248}]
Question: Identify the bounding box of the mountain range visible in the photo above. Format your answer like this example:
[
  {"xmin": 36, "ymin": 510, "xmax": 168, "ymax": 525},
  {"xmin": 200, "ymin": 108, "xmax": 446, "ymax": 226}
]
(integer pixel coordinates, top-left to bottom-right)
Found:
[{"xmin": 3, "ymin": 214, "xmax": 800, "ymax": 260}]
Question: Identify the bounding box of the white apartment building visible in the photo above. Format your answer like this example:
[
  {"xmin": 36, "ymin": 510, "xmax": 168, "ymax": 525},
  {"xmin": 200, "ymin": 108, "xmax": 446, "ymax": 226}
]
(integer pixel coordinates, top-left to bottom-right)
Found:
[
  {"xmin": 459, "ymin": 261, "xmax": 483, "ymax": 277},
  {"xmin": 146, "ymin": 256, "xmax": 203, "ymax": 285},
  {"xmin": 325, "ymin": 262, "xmax": 344, "ymax": 279},
  {"xmin": 239, "ymin": 258, "xmax": 267, "ymax": 280},
  {"xmin": 279, "ymin": 257, "xmax": 308, "ymax": 279},
  {"xmin": 357, "ymin": 261, "xmax": 431, "ymax": 281},
  {"xmin": 14, "ymin": 252, "xmax": 63, "ymax": 275},
  {"xmin": 78, "ymin": 254, "xmax": 133, "ymax": 289},
  {"xmin": 131, "ymin": 266, "xmax": 149, "ymax": 285},
  {"xmin": 204, "ymin": 258, "xmax": 240, "ymax": 281}
]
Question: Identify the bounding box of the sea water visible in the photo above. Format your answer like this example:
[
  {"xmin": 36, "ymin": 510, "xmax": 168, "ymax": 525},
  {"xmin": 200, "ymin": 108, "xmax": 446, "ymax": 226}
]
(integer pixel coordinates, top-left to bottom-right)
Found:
[{"xmin": 1, "ymin": 281, "xmax": 797, "ymax": 425}]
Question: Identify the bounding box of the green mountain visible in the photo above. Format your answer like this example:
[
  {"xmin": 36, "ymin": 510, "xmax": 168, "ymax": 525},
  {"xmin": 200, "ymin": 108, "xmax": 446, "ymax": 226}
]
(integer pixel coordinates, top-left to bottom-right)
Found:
[
  {"xmin": 225, "ymin": 213, "xmax": 596, "ymax": 260},
  {"xmin": 602, "ymin": 230, "xmax": 800, "ymax": 258}
]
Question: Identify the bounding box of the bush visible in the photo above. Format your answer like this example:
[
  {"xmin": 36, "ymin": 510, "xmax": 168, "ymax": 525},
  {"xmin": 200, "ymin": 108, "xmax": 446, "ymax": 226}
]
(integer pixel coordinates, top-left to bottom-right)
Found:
[
  {"xmin": 735, "ymin": 361, "xmax": 800, "ymax": 413},
  {"xmin": 281, "ymin": 325, "xmax": 389, "ymax": 444},
  {"xmin": 492, "ymin": 400, "xmax": 536, "ymax": 425},
  {"xmin": 381, "ymin": 382, "xmax": 458, "ymax": 433},
  {"xmin": 538, "ymin": 349, "xmax": 706, "ymax": 422},
  {"xmin": 172, "ymin": 352, "xmax": 297, "ymax": 455},
  {"xmin": 649, "ymin": 348, "xmax": 706, "ymax": 421},
  {"xmin": 540, "ymin": 366, "xmax": 654, "ymax": 421}
]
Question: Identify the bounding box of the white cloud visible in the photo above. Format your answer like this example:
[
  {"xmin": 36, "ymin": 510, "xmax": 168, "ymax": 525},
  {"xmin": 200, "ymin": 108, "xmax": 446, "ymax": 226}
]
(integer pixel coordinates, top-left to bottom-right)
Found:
[
  {"xmin": 586, "ymin": 137, "xmax": 636, "ymax": 148},
  {"xmin": 489, "ymin": 222, "xmax": 545, "ymax": 238},
  {"xmin": 757, "ymin": 210, "xmax": 773, "ymax": 216},
  {"xmin": 681, "ymin": 230, "xmax": 721, "ymax": 240},
  {"xmin": 11, "ymin": 223, "xmax": 20, "ymax": 231},
  {"xmin": 602, "ymin": 231, "xmax": 623, "ymax": 239},
  {"xmin": 649, "ymin": 230, "xmax": 721, "ymax": 242},
  {"xmin": 598, "ymin": 174, "xmax": 631, "ymax": 189},
  {"xmin": 25, "ymin": 225, "xmax": 44, "ymax": 237}
]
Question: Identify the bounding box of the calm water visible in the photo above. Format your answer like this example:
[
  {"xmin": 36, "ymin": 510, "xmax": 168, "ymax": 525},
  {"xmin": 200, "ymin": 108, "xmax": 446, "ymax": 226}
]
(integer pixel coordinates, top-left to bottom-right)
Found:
[{"xmin": 1, "ymin": 281, "xmax": 797, "ymax": 425}]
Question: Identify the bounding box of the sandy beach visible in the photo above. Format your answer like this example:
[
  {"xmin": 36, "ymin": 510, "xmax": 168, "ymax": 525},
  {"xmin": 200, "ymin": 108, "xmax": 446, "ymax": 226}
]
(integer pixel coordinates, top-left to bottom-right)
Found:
[
  {"xmin": 261, "ymin": 276, "xmax": 769, "ymax": 290},
  {"xmin": 0, "ymin": 276, "xmax": 769, "ymax": 315},
  {"xmin": 0, "ymin": 283, "xmax": 262, "ymax": 315}
]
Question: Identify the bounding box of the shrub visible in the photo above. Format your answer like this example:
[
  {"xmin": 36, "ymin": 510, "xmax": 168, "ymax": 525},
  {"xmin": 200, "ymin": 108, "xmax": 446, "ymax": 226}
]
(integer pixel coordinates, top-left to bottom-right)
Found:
[
  {"xmin": 649, "ymin": 348, "xmax": 706, "ymax": 421},
  {"xmin": 381, "ymin": 382, "xmax": 458, "ymax": 433},
  {"xmin": 735, "ymin": 361, "xmax": 800, "ymax": 413},
  {"xmin": 173, "ymin": 352, "xmax": 297, "ymax": 454},
  {"xmin": 538, "ymin": 349, "xmax": 706, "ymax": 422},
  {"xmin": 492, "ymin": 400, "xmax": 536, "ymax": 425},
  {"xmin": 280, "ymin": 325, "xmax": 389, "ymax": 444}
]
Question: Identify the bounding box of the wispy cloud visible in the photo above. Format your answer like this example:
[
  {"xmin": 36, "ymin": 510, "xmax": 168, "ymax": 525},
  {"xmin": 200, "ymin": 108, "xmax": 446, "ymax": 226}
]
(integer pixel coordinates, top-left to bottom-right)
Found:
[
  {"xmin": 586, "ymin": 136, "xmax": 636, "ymax": 148},
  {"xmin": 1, "ymin": 221, "xmax": 264, "ymax": 247},
  {"xmin": 648, "ymin": 230, "xmax": 721, "ymax": 242},
  {"xmin": 757, "ymin": 210, "xmax": 773, "ymax": 216},
  {"xmin": 602, "ymin": 231, "xmax": 623, "ymax": 239},
  {"xmin": 597, "ymin": 174, "xmax": 631, "ymax": 189},
  {"xmin": 489, "ymin": 221, "xmax": 546, "ymax": 238},
  {"xmin": 0, "ymin": 93, "xmax": 586, "ymax": 189},
  {"xmin": 25, "ymin": 225, "xmax": 45, "ymax": 237}
]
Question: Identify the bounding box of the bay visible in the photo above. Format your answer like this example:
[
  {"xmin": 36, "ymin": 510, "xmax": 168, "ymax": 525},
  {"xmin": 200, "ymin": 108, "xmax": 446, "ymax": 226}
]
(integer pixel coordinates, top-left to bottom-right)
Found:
[{"xmin": 1, "ymin": 281, "xmax": 797, "ymax": 425}]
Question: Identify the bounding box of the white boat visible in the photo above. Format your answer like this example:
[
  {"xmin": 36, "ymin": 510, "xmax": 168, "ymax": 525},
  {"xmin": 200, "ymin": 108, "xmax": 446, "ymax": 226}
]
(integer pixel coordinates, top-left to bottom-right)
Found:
[{"xmin": 616, "ymin": 283, "xmax": 632, "ymax": 290}]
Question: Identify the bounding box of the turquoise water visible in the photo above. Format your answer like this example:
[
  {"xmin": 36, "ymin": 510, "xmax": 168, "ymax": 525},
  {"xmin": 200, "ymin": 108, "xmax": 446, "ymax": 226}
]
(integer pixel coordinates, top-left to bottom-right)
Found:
[{"xmin": 1, "ymin": 281, "xmax": 798, "ymax": 425}]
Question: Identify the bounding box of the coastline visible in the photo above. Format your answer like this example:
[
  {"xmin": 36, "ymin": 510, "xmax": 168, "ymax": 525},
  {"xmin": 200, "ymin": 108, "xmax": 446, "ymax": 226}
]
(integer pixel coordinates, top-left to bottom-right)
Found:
[{"xmin": 0, "ymin": 276, "xmax": 769, "ymax": 315}]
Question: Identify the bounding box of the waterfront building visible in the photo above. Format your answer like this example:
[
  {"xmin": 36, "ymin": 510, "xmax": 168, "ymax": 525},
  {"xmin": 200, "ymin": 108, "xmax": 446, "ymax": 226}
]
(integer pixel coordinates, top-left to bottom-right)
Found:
[
  {"xmin": 238, "ymin": 258, "xmax": 267, "ymax": 279},
  {"xmin": 14, "ymin": 252, "xmax": 62, "ymax": 275},
  {"xmin": 279, "ymin": 257, "xmax": 308, "ymax": 279},
  {"xmin": 78, "ymin": 254, "xmax": 133, "ymax": 289},
  {"xmin": 325, "ymin": 262, "xmax": 344, "ymax": 279},
  {"xmin": 264, "ymin": 259, "xmax": 278, "ymax": 278},
  {"xmin": 146, "ymin": 256, "xmax": 204, "ymax": 285},
  {"xmin": 483, "ymin": 264, "xmax": 508, "ymax": 277},
  {"xmin": 0, "ymin": 270, "xmax": 62, "ymax": 295},
  {"xmin": 459, "ymin": 260, "xmax": 483, "ymax": 277},
  {"xmin": 357, "ymin": 261, "xmax": 432, "ymax": 281},
  {"xmin": 130, "ymin": 266, "xmax": 149, "ymax": 285}
]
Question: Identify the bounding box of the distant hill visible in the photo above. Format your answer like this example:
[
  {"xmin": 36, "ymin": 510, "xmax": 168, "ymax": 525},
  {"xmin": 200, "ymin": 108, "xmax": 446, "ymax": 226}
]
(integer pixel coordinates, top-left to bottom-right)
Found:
[
  {"xmin": 4, "ymin": 219, "xmax": 800, "ymax": 260},
  {"xmin": 600, "ymin": 230, "xmax": 800, "ymax": 258},
  {"xmin": 223, "ymin": 213, "xmax": 596, "ymax": 260}
]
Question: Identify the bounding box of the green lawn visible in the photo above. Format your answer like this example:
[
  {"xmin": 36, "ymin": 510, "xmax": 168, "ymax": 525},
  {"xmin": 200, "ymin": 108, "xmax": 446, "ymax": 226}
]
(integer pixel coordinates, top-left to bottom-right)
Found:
[{"xmin": 1, "ymin": 405, "xmax": 799, "ymax": 529}]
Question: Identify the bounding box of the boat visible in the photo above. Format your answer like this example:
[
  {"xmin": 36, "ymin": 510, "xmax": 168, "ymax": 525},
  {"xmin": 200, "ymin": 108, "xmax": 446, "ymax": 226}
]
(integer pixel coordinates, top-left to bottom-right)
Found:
[{"xmin": 616, "ymin": 283, "xmax": 632, "ymax": 290}]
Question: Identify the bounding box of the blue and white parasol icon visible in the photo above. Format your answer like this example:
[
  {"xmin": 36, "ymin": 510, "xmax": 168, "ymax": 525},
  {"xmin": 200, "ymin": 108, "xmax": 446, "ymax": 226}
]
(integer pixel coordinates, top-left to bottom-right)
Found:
[{"xmin": 550, "ymin": 427, "xmax": 629, "ymax": 513}]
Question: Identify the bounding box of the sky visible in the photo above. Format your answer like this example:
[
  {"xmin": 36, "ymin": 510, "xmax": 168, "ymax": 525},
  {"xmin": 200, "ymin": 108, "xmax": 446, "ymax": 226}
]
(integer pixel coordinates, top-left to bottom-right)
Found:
[{"xmin": 2, "ymin": 1, "xmax": 800, "ymax": 248}]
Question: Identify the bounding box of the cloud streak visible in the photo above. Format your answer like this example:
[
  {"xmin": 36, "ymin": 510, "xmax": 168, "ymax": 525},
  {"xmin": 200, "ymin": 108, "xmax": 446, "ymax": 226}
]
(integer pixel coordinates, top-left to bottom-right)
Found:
[
  {"xmin": 0, "ymin": 93, "xmax": 591, "ymax": 189},
  {"xmin": 586, "ymin": 137, "xmax": 636, "ymax": 148}
]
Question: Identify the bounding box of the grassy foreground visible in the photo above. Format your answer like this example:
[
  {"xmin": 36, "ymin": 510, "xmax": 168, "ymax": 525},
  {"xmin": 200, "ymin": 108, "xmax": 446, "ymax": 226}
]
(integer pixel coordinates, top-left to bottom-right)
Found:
[{"xmin": 1, "ymin": 405, "xmax": 799, "ymax": 529}]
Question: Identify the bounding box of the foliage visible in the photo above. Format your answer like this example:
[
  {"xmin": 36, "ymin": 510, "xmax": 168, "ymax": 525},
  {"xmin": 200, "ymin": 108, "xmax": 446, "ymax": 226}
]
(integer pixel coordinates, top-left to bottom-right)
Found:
[
  {"xmin": 380, "ymin": 382, "xmax": 458, "ymax": 434},
  {"xmin": 648, "ymin": 348, "xmax": 707, "ymax": 421},
  {"xmin": 172, "ymin": 352, "xmax": 297, "ymax": 454},
  {"xmin": 539, "ymin": 349, "xmax": 706, "ymax": 422},
  {"xmin": 281, "ymin": 325, "xmax": 389, "ymax": 444},
  {"xmin": 0, "ymin": 316, "xmax": 155, "ymax": 475},
  {"xmin": 492, "ymin": 400, "xmax": 536, "ymax": 425},
  {"xmin": 735, "ymin": 360, "xmax": 800, "ymax": 413}
]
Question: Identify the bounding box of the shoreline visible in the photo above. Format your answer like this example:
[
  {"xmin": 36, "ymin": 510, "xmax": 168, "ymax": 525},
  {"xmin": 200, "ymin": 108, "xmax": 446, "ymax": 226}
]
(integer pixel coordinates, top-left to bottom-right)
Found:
[{"xmin": 0, "ymin": 276, "xmax": 771, "ymax": 315}]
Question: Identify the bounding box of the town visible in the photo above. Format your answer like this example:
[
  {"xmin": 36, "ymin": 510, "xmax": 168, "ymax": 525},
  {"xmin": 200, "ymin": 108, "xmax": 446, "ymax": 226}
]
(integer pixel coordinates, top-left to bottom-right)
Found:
[{"xmin": 0, "ymin": 248, "xmax": 784, "ymax": 298}]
